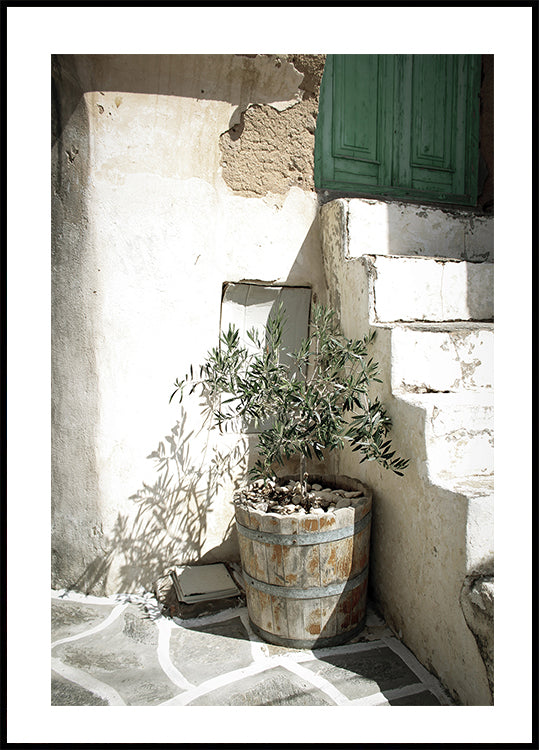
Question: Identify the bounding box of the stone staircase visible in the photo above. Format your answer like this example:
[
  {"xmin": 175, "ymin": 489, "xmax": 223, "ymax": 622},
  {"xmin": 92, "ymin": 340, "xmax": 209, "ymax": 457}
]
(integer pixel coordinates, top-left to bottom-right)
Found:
[{"xmin": 320, "ymin": 198, "xmax": 494, "ymax": 705}]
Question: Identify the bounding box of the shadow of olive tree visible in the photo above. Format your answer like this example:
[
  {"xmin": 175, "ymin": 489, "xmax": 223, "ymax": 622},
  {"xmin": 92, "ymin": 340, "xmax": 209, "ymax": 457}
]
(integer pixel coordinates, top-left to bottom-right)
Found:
[{"xmin": 74, "ymin": 406, "xmax": 248, "ymax": 595}]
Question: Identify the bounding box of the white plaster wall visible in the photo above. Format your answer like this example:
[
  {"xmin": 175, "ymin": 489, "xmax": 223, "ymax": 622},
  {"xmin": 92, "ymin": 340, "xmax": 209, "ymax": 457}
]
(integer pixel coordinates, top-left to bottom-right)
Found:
[{"xmin": 52, "ymin": 55, "xmax": 327, "ymax": 595}]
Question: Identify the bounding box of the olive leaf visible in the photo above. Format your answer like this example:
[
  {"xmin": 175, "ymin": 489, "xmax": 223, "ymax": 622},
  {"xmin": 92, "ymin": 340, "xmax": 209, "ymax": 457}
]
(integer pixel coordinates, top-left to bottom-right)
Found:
[{"xmin": 171, "ymin": 303, "xmax": 409, "ymax": 495}]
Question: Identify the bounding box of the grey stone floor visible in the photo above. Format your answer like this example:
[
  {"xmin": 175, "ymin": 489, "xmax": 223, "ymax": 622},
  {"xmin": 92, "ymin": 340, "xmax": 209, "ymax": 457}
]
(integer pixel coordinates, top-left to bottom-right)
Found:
[{"xmin": 51, "ymin": 590, "xmax": 454, "ymax": 707}]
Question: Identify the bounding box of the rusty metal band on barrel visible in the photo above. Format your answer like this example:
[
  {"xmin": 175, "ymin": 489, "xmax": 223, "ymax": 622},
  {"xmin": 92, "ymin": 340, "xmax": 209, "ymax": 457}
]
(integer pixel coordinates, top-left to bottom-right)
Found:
[
  {"xmin": 242, "ymin": 566, "xmax": 368, "ymax": 599},
  {"xmin": 235, "ymin": 510, "xmax": 371, "ymax": 547}
]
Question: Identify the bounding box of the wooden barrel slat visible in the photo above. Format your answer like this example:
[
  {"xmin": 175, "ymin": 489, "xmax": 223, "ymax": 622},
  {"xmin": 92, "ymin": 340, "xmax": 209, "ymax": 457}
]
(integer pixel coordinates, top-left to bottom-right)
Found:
[{"xmin": 236, "ymin": 474, "xmax": 372, "ymax": 649}]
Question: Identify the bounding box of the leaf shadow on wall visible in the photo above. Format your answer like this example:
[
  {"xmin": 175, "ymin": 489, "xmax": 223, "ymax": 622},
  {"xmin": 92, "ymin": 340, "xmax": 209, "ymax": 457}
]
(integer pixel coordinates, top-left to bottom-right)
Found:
[{"xmin": 74, "ymin": 406, "xmax": 248, "ymax": 595}]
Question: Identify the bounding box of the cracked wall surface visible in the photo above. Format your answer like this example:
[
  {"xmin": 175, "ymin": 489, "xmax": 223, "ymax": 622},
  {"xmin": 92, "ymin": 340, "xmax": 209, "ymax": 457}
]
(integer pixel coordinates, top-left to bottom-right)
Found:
[{"xmin": 220, "ymin": 54, "xmax": 326, "ymax": 196}]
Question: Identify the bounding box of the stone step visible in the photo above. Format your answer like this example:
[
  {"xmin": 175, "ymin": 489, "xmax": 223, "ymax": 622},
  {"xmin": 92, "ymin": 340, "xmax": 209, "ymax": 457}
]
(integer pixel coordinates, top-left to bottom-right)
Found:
[
  {"xmin": 344, "ymin": 198, "xmax": 494, "ymax": 263},
  {"xmin": 389, "ymin": 322, "xmax": 494, "ymax": 394},
  {"xmin": 398, "ymin": 391, "xmax": 494, "ymax": 482},
  {"xmin": 438, "ymin": 474, "xmax": 494, "ymax": 572},
  {"xmin": 365, "ymin": 254, "xmax": 493, "ymax": 324}
]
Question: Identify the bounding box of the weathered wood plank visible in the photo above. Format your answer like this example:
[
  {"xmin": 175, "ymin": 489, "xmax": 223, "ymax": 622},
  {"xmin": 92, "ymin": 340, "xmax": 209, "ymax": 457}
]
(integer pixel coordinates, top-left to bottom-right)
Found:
[{"xmin": 236, "ymin": 488, "xmax": 371, "ymax": 647}]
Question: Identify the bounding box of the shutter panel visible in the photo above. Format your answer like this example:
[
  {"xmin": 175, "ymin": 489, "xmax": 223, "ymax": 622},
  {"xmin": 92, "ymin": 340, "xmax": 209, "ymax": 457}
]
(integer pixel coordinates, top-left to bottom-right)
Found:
[
  {"xmin": 394, "ymin": 54, "xmax": 481, "ymax": 204},
  {"xmin": 315, "ymin": 55, "xmax": 393, "ymax": 192},
  {"xmin": 315, "ymin": 54, "xmax": 481, "ymax": 206},
  {"xmin": 331, "ymin": 55, "xmax": 393, "ymax": 189}
]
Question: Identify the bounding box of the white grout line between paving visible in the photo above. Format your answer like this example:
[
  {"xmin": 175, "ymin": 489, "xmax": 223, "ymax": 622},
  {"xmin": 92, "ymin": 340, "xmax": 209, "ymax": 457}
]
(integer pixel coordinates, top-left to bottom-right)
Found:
[
  {"xmin": 156, "ymin": 628, "xmax": 389, "ymax": 707},
  {"xmin": 51, "ymin": 603, "xmax": 129, "ymax": 649},
  {"xmin": 382, "ymin": 636, "xmax": 452, "ymax": 705},
  {"xmin": 349, "ymin": 682, "xmax": 428, "ymax": 706},
  {"xmin": 280, "ymin": 659, "xmax": 351, "ymax": 706},
  {"xmin": 51, "ymin": 657, "xmax": 126, "ymax": 706},
  {"xmin": 291, "ymin": 638, "xmax": 387, "ymax": 662},
  {"xmin": 156, "ymin": 618, "xmax": 195, "ymax": 691},
  {"xmin": 158, "ymin": 660, "xmax": 279, "ymax": 706},
  {"xmin": 51, "ymin": 593, "xmax": 450, "ymax": 707}
]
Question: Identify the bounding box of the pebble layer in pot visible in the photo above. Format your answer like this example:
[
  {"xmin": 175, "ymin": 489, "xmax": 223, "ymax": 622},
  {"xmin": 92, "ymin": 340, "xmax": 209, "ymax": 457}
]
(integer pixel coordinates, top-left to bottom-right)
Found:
[{"xmin": 171, "ymin": 303, "xmax": 408, "ymax": 648}]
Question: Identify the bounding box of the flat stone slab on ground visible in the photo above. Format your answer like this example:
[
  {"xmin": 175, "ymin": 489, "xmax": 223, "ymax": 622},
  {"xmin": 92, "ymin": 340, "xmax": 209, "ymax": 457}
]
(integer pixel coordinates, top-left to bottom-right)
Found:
[
  {"xmin": 51, "ymin": 592, "xmax": 453, "ymax": 706},
  {"xmin": 169, "ymin": 615, "xmax": 253, "ymax": 686},
  {"xmin": 52, "ymin": 603, "xmax": 178, "ymax": 706},
  {"xmin": 51, "ymin": 599, "xmax": 116, "ymax": 642},
  {"xmin": 189, "ymin": 665, "xmax": 334, "ymax": 706},
  {"xmin": 51, "ymin": 672, "xmax": 109, "ymax": 706},
  {"xmin": 301, "ymin": 644, "xmax": 421, "ymax": 700}
]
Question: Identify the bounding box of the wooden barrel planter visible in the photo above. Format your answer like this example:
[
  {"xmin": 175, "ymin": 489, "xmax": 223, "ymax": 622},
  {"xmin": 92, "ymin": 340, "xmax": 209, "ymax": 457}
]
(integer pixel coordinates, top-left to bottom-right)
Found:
[{"xmin": 235, "ymin": 475, "xmax": 372, "ymax": 649}]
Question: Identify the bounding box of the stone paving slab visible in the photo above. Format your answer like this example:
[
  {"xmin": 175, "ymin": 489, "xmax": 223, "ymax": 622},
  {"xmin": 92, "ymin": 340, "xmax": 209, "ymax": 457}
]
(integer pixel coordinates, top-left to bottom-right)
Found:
[
  {"xmin": 51, "ymin": 590, "xmax": 453, "ymax": 706},
  {"xmin": 300, "ymin": 644, "xmax": 422, "ymax": 701},
  {"xmin": 168, "ymin": 615, "xmax": 253, "ymax": 685},
  {"xmin": 52, "ymin": 599, "xmax": 116, "ymax": 643},
  {"xmin": 52, "ymin": 600, "xmax": 178, "ymax": 705},
  {"xmin": 190, "ymin": 665, "xmax": 334, "ymax": 706},
  {"xmin": 52, "ymin": 672, "xmax": 109, "ymax": 706}
]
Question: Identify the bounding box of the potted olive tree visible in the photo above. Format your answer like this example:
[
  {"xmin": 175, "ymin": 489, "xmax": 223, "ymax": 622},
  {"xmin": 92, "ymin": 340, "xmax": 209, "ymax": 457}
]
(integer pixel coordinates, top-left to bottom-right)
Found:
[{"xmin": 171, "ymin": 303, "xmax": 407, "ymax": 648}]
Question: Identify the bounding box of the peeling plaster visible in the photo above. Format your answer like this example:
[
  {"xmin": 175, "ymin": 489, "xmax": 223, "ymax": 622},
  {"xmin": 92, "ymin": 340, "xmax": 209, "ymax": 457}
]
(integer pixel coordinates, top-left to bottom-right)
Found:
[{"xmin": 219, "ymin": 55, "xmax": 326, "ymax": 197}]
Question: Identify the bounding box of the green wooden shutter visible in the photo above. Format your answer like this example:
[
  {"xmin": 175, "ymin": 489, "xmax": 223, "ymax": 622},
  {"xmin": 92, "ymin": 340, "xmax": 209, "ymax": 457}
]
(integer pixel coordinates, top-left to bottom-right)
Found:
[{"xmin": 315, "ymin": 54, "xmax": 481, "ymax": 206}]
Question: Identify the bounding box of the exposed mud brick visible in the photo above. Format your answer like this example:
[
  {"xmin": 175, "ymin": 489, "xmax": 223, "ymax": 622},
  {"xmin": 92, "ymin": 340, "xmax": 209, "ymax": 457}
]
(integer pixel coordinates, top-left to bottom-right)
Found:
[{"xmin": 219, "ymin": 96, "xmax": 321, "ymax": 197}]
